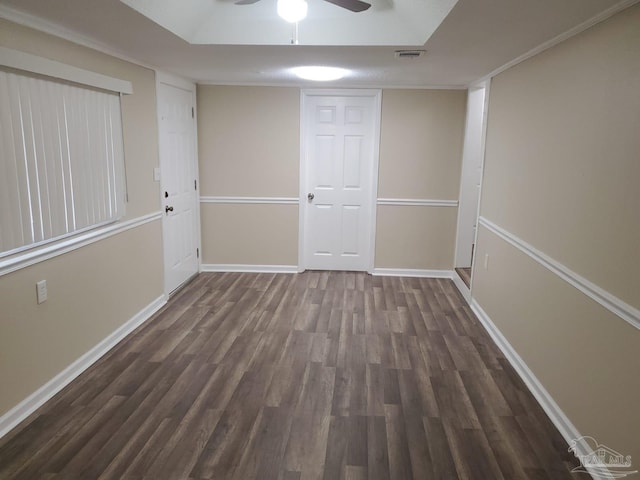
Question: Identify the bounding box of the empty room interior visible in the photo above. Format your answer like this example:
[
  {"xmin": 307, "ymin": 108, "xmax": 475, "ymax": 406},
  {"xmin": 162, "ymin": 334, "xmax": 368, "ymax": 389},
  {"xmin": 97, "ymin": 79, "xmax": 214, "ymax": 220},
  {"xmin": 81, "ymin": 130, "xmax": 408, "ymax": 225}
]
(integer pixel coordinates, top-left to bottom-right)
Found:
[{"xmin": 0, "ymin": 0, "xmax": 638, "ymax": 478}]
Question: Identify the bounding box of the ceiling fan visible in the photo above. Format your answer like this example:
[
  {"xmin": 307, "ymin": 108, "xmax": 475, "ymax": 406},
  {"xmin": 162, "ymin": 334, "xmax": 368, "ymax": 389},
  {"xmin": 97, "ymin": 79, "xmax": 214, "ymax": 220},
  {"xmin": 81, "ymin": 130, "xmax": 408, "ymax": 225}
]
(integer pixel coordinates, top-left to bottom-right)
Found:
[{"xmin": 234, "ymin": 0, "xmax": 372, "ymax": 13}]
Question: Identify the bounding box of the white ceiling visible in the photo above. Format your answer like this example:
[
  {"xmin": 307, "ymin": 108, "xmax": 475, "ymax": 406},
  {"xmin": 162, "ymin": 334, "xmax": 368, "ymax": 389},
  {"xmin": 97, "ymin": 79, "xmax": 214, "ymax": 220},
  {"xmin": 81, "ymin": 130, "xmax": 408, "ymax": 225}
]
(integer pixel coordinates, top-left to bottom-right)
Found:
[{"xmin": 0, "ymin": 0, "xmax": 632, "ymax": 87}]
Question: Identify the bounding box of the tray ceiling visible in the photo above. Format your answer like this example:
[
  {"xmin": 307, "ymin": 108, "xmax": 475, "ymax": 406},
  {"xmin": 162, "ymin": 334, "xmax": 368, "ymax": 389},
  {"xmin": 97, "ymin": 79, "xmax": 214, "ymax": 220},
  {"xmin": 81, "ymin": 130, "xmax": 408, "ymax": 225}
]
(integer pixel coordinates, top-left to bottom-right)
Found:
[{"xmin": 120, "ymin": 0, "xmax": 459, "ymax": 46}]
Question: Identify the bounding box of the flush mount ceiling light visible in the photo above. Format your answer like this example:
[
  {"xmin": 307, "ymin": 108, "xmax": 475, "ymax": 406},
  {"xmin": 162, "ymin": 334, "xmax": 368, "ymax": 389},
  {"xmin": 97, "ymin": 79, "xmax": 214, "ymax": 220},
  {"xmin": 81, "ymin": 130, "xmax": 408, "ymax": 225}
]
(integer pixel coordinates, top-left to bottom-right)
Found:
[
  {"xmin": 277, "ymin": 0, "xmax": 308, "ymax": 23},
  {"xmin": 292, "ymin": 66, "xmax": 349, "ymax": 81}
]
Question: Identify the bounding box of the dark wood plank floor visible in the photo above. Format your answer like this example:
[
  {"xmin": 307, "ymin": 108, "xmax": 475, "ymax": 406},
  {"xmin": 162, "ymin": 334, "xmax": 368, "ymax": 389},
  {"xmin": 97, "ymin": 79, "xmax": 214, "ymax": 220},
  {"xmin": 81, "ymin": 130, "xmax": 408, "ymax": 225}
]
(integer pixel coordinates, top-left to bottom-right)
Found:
[
  {"xmin": 455, "ymin": 268, "xmax": 471, "ymax": 289},
  {"xmin": 0, "ymin": 272, "xmax": 588, "ymax": 480}
]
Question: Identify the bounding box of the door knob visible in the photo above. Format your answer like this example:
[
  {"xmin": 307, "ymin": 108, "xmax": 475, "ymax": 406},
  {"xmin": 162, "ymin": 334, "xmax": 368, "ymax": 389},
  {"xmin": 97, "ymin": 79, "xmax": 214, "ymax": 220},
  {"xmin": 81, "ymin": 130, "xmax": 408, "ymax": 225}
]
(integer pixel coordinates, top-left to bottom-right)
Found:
[
  {"xmin": 165, "ymin": 205, "xmax": 174, "ymax": 213},
  {"xmin": 307, "ymin": 193, "xmax": 314, "ymax": 201}
]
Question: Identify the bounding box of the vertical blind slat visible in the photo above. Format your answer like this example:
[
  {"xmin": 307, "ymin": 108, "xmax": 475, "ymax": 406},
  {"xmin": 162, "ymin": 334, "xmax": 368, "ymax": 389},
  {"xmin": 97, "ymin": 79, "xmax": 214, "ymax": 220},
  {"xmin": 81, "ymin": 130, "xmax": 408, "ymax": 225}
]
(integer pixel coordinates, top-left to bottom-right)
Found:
[
  {"xmin": 12, "ymin": 75, "xmax": 35, "ymax": 245},
  {"xmin": 0, "ymin": 74, "xmax": 24, "ymax": 251}
]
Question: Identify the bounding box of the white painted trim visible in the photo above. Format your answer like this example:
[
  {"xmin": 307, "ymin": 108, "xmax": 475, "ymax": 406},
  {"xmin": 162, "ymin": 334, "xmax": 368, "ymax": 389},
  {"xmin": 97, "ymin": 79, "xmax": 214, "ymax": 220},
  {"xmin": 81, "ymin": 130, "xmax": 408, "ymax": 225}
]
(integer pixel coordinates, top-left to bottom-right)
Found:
[
  {"xmin": 298, "ymin": 90, "xmax": 306, "ymax": 273},
  {"xmin": 377, "ymin": 198, "xmax": 458, "ymax": 207},
  {"xmin": 468, "ymin": 78, "xmax": 491, "ymax": 292},
  {"xmin": 473, "ymin": 0, "xmax": 639, "ymax": 85},
  {"xmin": 157, "ymin": 71, "xmax": 196, "ymax": 93},
  {"xmin": 191, "ymin": 84, "xmax": 203, "ymax": 274},
  {"xmin": 196, "ymin": 80, "xmax": 466, "ymax": 90},
  {"xmin": 454, "ymin": 82, "xmax": 489, "ymax": 270},
  {"xmin": 200, "ymin": 196, "xmax": 299, "ymax": 205},
  {"xmin": 201, "ymin": 264, "xmax": 299, "ymax": 274},
  {"xmin": 0, "ymin": 294, "xmax": 167, "ymax": 440},
  {"xmin": 452, "ymin": 272, "xmax": 471, "ymax": 303},
  {"xmin": 371, "ymin": 268, "xmax": 455, "ymax": 279},
  {"xmin": 368, "ymin": 91, "xmax": 382, "ymax": 274},
  {"xmin": 0, "ymin": 47, "xmax": 132, "ymax": 93},
  {"xmin": 479, "ymin": 217, "xmax": 640, "ymax": 331},
  {"xmin": 469, "ymin": 299, "xmax": 612, "ymax": 480},
  {"xmin": 0, "ymin": 212, "xmax": 162, "ymax": 277},
  {"xmin": 0, "ymin": 4, "xmax": 164, "ymax": 76}
]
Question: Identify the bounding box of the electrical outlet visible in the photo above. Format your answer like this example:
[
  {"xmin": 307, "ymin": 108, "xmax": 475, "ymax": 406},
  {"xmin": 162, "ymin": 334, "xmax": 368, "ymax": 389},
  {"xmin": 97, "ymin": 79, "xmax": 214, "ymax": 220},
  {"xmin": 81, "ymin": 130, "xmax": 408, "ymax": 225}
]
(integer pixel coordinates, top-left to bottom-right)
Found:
[
  {"xmin": 483, "ymin": 254, "xmax": 489, "ymax": 270},
  {"xmin": 36, "ymin": 280, "xmax": 48, "ymax": 304}
]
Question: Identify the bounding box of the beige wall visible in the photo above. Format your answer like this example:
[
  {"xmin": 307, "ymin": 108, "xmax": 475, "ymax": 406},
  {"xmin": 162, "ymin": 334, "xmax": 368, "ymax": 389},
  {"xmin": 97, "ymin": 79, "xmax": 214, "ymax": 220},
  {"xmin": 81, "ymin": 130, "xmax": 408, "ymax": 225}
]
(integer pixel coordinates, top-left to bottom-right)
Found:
[
  {"xmin": 197, "ymin": 85, "xmax": 300, "ymax": 265},
  {"xmin": 473, "ymin": 226, "xmax": 639, "ymax": 461},
  {"xmin": 200, "ymin": 204, "xmax": 299, "ymax": 265},
  {"xmin": 480, "ymin": 6, "xmax": 640, "ymax": 306},
  {"xmin": 378, "ymin": 89, "xmax": 466, "ymax": 200},
  {"xmin": 0, "ymin": 20, "xmax": 163, "ymax": 416},
  {"xmin": 474, "ymin": 4, "xmax": 640, "ymax": 464},
  {"xmin": 197, "ymin": 86, "xmax": 466, "ymax": 270},
  {"xmin": 197, "ymin": 85, "xmax": 299, "ymax": 197},
  {"xmin": 0, "ymin": 222, "xmax": 163, "ymax": 414},
  {"xmin": 375, "ymin": 89, "xmax": 466, "ymax": 270},
  {"xmin": 375, "ymin": 205, "xmax": 458, "ymax": 269}
]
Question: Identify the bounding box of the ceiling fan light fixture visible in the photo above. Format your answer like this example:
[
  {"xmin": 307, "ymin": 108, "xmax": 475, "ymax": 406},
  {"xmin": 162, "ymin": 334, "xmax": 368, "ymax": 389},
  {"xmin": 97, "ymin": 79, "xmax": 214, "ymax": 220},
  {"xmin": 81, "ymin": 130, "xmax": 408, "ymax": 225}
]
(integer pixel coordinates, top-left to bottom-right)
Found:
[
  {"xmin": 292, "ymin": 66, "xmax": 349, "ymax": 81},
  {"xmin": 277, "ymin": 0, "xmax": 308, "ymax": 23}
]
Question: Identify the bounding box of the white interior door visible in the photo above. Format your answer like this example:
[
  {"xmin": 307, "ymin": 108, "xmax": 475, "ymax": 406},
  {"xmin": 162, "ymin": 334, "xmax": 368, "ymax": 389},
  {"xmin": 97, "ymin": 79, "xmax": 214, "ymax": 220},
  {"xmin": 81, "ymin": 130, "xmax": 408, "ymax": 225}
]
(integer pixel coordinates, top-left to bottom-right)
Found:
[
  {"xmin": 157, "ymin": 76, "xmax": 200, "ymax": 295},
  {"xmin": 300, "ymin": 90, "xmax": 381, "ymax": 272}
]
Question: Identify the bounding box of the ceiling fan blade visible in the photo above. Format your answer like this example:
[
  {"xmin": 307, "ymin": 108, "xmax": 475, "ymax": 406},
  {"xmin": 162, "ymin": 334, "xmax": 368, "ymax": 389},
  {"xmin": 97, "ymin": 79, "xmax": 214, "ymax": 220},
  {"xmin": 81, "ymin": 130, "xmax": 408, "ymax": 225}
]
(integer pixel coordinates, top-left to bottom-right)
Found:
[
  {"xmin": 234, "ymin": 0, "xmax": 261, "ymax": 5},
  {"xmin": 323, "ymin": 0, "xmax": 371, "ymax": 12}
]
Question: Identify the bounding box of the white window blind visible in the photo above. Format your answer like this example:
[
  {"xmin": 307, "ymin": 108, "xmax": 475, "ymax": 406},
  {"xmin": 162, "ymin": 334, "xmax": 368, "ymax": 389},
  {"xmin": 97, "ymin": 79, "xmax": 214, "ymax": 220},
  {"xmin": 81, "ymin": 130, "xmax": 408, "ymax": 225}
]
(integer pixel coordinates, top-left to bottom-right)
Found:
[{"xmin": 0, "ymin": 68, "xmax": 127, "ymax": 257}]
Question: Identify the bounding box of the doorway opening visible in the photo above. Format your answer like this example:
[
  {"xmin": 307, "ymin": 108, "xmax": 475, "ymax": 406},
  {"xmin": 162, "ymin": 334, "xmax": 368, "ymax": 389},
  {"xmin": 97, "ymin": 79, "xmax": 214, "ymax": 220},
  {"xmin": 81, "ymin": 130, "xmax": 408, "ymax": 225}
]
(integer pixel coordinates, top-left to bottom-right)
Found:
[{"xmin": 454, "ymin": 82, "xmax": 489, "ymax": 290}]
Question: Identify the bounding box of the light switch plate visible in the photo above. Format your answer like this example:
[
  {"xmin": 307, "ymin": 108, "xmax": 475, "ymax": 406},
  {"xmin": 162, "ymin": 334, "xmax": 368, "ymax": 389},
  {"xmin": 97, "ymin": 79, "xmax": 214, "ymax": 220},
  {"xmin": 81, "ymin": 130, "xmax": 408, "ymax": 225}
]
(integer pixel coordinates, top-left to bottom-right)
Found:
[{"xmin": 36, "ymin": 280, "xmax": 48, "ymax": 304}]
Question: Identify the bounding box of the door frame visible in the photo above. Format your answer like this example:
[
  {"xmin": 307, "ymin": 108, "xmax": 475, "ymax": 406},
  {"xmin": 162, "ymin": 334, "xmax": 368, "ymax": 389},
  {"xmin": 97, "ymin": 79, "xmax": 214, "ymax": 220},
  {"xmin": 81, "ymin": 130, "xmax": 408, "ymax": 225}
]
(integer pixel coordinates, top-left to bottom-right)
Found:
[
  {"xmin": 454, "ymin": 79, "xmax": 491, "ymax": 291},
  {"xmin": 155, "ymin": 71, "xmax": 202, "ymax": 296},
  {"xmin": 298, "ymin": 88, "xmax": 382, "ymax": 273}
]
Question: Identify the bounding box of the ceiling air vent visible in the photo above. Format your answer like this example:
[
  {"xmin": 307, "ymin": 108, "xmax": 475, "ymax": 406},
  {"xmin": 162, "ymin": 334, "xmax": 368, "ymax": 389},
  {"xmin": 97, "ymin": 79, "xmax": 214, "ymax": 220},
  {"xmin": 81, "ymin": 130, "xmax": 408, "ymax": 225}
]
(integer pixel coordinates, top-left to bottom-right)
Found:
[{"xmin": 394, "ymin": 49, "xmax": 426, "ymax": 60}]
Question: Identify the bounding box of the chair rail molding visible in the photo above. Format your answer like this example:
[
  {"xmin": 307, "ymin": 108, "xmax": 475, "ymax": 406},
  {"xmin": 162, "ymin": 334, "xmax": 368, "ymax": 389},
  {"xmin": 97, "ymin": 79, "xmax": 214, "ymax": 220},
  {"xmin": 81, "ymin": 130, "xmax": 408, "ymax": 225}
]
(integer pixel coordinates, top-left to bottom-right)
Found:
[
  {"xmin": 376, "ymin": 198, "xmax": 458, "ymax": 207},
  {"xmin": 200, "ymin": 196, "xmax": 299, "ymax": 205},
  {"xmin": 478, "ymin": 216, "xmax": 640, "ymax": 331},
  {"xmin": 0, "ymin": 212, "xmax": 163, "ymax": 277}
]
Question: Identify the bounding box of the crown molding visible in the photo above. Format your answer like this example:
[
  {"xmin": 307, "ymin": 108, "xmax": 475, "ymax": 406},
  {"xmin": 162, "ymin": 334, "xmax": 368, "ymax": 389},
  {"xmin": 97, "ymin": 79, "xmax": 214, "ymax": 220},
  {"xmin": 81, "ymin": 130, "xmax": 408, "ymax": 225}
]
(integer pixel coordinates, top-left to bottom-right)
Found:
[
  {"xmin": 473, "ymin": 0, "xmax": 640, "ymax": 85},
  {"xmin": 0, "ymin": 4, "xmax": 163, "ymax": 74}
]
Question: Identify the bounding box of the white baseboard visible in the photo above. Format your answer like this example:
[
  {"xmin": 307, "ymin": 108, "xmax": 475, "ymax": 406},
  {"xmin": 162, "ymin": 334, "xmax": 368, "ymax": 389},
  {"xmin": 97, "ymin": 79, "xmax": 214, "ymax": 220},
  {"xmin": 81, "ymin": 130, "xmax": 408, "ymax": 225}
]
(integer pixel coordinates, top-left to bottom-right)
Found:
[
  {"xmin": 0, "ymin": 294, "xmax": 167, "ymax": 440},
  {"xmin": 201, "ymin": 266, "xmax": 457, "ymax": 279},
  {"xmin": 469, "ymin": 299, "xmax": 607, "ymax": 480},
  {"xmin": 200, "ymin": 264, "xmax": 299, "ymax": 274},
  {"xmin": 371, "ymin": 268, "xmax": 455, "ymax": 279}
]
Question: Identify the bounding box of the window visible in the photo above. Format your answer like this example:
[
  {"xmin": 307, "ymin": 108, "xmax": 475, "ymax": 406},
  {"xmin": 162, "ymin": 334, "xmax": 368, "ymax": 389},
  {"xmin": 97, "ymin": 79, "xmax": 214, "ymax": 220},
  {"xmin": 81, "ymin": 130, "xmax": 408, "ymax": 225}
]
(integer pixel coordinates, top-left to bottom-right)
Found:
[{"xmin": 0, "ymin": 55, "xmax": 129, "ymax": 258}]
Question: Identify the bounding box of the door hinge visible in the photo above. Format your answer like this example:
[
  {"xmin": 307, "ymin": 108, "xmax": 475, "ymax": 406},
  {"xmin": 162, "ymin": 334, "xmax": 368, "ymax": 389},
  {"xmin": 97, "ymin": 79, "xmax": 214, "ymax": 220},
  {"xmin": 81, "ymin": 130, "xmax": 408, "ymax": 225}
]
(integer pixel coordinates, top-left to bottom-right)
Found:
[
  {"xmin": 197, "ymin": 248, "xmax": 200, "ymax": 258},
  {"xmin": 192, "ymin": 107, "xmax": 194, "ymax": 118},
  {"xmin": 194, "ymin": 179, "xmax": 197, "ymax": 190}
]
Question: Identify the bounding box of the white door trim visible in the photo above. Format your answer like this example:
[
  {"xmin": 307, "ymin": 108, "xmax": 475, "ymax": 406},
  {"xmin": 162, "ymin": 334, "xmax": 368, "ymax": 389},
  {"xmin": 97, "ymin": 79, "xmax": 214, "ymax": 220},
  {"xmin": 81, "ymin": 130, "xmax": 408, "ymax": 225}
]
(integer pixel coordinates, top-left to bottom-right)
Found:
[
  {"xmin": 155, "ymin": 71, "xmax": 202, "ymax": 296},
  {"xmin": 454, "ymin": 79, "xmax": 491, "ymax": 290},
  {"xmin": 298, "ymin": 88, "xmax": 382, "ymax": 273},
  {"xmin": 468, "ymin": 79, "xmax": 491, "ymax": 291}
]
